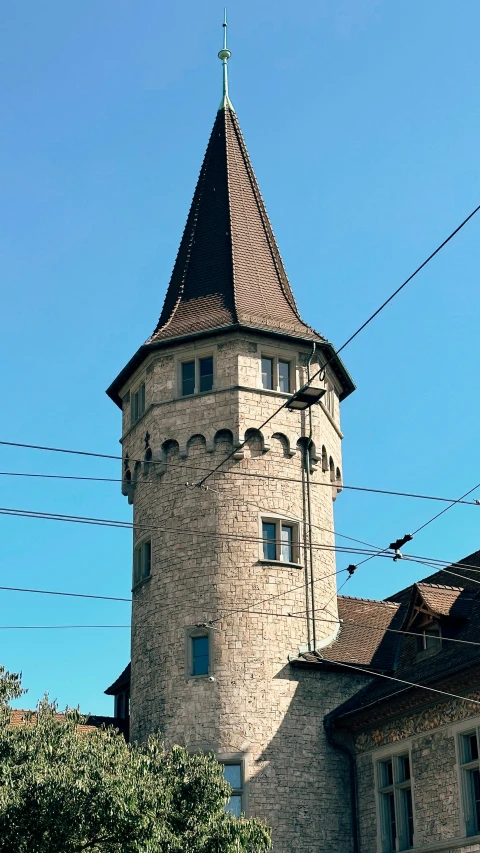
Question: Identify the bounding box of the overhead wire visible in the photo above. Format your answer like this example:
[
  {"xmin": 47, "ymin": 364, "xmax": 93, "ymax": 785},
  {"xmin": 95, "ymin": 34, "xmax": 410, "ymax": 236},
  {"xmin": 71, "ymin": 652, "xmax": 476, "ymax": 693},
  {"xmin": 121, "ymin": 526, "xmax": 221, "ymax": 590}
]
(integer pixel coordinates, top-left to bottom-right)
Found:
[{"xmin": 193, "ymin": 204, "xmax": 480, "ymax": 488}]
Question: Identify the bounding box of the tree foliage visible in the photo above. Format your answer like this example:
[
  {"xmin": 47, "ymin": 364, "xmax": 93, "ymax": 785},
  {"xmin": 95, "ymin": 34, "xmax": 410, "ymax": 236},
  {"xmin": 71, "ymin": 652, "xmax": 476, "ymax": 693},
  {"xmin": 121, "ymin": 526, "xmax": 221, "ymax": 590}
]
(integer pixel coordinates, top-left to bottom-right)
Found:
[{"xmin": 0, "ymin": 667, "xmax": 271, "ymax": 853}]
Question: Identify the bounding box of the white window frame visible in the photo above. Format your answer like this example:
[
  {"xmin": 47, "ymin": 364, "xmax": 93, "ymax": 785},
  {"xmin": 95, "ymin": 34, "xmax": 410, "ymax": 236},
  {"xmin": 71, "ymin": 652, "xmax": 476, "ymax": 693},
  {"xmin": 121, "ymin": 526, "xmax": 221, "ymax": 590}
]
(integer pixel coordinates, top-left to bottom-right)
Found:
[
  {"xmin": 130, "ymin": 381, "xmax": 146, "ymax": 426},
  {"xmin": 455, "ymin": 720, "xmax": 480, "ymax": 837},
  {"xmin": 133, "ymin": 538, "xmax": 151, "ymax": 587},
  {"xmin": 178, "ymin": 353, "xmax": 215, "ymax": 397},
  {"xmin": 259, "ymin": 514, "xmax": 301, "ymax": 565},
  {"xmin": 373, "ymin": 742, "xmax": 416, "ymax": 853},
  {"xmin": 260, "ymin": 353, "xmax": 296, "ymax": 394}
]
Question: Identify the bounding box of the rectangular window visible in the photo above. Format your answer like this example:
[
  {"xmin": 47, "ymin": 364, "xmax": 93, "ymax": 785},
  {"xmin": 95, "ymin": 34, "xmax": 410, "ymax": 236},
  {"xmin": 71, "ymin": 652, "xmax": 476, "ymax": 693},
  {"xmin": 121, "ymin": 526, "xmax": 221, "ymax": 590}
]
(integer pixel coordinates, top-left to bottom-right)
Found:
[
  {"xmin": 181, "ymin": 356, "xmax": 214, "ymax": 396},
  {"xmin": 261, "ymin": 355, "xmax": 293, "ymax": 393},
  {"xmin": 262, "ymin": 522, "xmax": 277, "ymax": 561},
  {"xmin": 133, "ymin": 540, "xmax": 151, "ymax": 586},
  {"xmin": 182, "ymin": 361, "xmax": 195, "ymax": 396},
  {"xmin": 280, "ymin": 524, "xmax": 293, "ymax": 563},
  {"xmin": 199, "ymin": 356, "xmax": 214, "ymax": 392},
  {"xmin": 416, "ymin": 623, "xmax": 442, "ymax": 653},
  {"xmin": 261, "ymin": 357, "xmax": 273, "ymax": 390},
  {"xmin": 130, "ymin": 382, "xmax": 146, "ymax": 425},
  {"xmin": 278, "ymin": 360, "xmax": 290, "ymax": 393},
  {"xmin": 261, "ymin": 518, "xmax": 299, "ymax": 564},
  {"xmin": 223, "ymin": 763, "xmax": 244, "ymax": 817},
  {"xmin": 377, "ymin": 753, "xmax": 414, "ymax": 851},
  {"xmin": 191, "ymin": 635, "xmax": 209, "ymax": 676},
  {"xmin": 460, "ymin": 730, "xmax": 480, "ymax": 835}
]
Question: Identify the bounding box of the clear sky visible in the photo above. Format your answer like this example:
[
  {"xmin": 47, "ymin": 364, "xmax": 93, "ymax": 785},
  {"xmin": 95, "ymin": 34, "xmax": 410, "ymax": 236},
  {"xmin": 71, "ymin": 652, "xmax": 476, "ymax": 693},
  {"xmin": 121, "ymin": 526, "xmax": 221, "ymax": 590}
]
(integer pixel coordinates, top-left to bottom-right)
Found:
[{"xmin": 1, "ymin": 1, "xmax": 479, "ymax": 715}]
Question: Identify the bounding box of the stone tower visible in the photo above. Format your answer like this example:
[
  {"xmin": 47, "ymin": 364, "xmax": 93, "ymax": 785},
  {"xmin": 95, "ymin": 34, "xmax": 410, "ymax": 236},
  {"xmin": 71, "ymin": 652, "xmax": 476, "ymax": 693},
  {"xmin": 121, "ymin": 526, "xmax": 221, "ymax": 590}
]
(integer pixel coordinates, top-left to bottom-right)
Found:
[{"xmin": 107, "ymin": 31, "xmax": 358, "ymax": 853}]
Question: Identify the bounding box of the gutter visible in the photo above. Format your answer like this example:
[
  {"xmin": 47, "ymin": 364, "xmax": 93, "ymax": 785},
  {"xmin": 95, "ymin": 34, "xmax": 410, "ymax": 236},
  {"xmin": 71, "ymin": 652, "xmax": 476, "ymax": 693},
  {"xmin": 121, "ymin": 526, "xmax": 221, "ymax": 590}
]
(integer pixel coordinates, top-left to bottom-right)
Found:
[{"xmin": 324, "ymin": 715, "xmax": 359, "ymax": 853}]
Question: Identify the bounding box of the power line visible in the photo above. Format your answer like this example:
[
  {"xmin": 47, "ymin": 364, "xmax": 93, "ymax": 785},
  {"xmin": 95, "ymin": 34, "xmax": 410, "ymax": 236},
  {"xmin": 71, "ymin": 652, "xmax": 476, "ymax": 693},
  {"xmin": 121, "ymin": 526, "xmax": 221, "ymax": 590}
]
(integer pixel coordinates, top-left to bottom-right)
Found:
[
  {"xmin": 0, "ymin": 585, "xmax": 131, "ymax": 603},
  {"xmin": 0, "ymin": 462, "xmax": 478, "ymax": 507},
  {"xmin": 412, "ymin": 480, "xmax": 480, "ymax": 535},
  {"xmin": 0, "ymin": 625, "xmax": 130, "ymax": 630},
  {"xmin": 313, "ymin": 657, "xmax": 480, "ymax": 707},
  {"xmin": 194, "ymin": 204, "xmax": 480, "ymax": 488}
]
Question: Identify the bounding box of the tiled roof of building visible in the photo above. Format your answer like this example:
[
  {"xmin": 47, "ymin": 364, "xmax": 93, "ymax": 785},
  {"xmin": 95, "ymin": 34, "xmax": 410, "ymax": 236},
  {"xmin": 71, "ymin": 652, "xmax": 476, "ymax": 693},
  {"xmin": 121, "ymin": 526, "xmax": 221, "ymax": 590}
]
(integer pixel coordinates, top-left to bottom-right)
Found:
[
  {"xmin": 300, "ymin": 596, "xmax": 404, "ymax": 670},
  {"xmin": 9, "ymin": 710, "xmax": 116, "ymax": 733},
  {"xmin": 322, "ymin": 553, "xmax": 480, "ymax": 724},
  {"xmin": 106, "ymin": 102, "xmax": 355, "ymax": 406},
  {"xmin": 149, "ymin": 105, "xmax": 318, "ymax": 345}
]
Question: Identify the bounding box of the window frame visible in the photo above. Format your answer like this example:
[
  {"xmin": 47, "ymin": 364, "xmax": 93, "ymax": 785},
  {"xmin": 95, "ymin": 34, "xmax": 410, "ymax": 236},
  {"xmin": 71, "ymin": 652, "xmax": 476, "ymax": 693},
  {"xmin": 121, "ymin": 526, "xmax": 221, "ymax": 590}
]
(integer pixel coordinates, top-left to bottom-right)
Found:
[
  {"xmin": 259, "ymin": 514, "xmax": 301, "ymax": 566},
  {"xmin": 260, "ymin": 353, "xmax": 296, "ymax": 395},
  {"xmin": 217, "ymin": 753, "xmax": 248, "ymax": 817},
  {"xmin": 457, "ymin": 725, "xmax": 480, "ymax": 837},
  {"xmin": 178, "ymin": 353, "xmax": 215, "ymax": 398},
  {"xmin": 130, "ymin": 381, "xmax": 146, "ymax": 426},
  {"xmin": 133, "ymin": 538, "xmax": 152, "ymax": 588},
  {"xmin": 185, "ymin": 626, "xmax": 212, "ymax": 679},
  {"xmin": 373, "ymin": 744, "xmax": 415, "ymax": 853}
]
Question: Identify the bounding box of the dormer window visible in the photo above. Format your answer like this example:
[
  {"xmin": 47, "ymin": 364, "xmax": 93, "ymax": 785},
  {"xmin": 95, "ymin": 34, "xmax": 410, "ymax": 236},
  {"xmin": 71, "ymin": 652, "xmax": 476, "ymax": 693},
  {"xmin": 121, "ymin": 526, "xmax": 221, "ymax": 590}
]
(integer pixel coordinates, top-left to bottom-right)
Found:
[{"xmin": 416, "ymin": 623, "xmax": 441, "ymax": 654}]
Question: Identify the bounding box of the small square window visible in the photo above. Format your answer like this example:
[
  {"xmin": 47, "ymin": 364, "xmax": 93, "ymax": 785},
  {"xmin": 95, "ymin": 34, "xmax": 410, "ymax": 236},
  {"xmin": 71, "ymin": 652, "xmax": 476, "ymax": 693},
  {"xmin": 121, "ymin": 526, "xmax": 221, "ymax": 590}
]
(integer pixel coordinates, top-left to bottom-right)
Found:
[
  {"xmin": 180, "ymin": 356, "xmax": 214, "ymax": 397},
  {"xmin": 133, "ymin": 540, "xmax": 151, "ymax": 586},
  {"xmin": 261, "ymin": 517, "xmax": 299, "ymax": 564},
  {"xmin": 130, "ymin": 383, "xmax": 146, "ymax": 425},
  {"xmin": 261, "ymin": 355, "xmax": 293, "ymax": 393},
  {"xmin": 222, "ymin": 762, "xmax": 244, "ymax": 816},
  {"xmin": 182, "ymin": 361, "xmax": 195, "ymax": 396},
  {"xmin": 191, "ymin": 635, "xmax": 209, "ymax": 676}
]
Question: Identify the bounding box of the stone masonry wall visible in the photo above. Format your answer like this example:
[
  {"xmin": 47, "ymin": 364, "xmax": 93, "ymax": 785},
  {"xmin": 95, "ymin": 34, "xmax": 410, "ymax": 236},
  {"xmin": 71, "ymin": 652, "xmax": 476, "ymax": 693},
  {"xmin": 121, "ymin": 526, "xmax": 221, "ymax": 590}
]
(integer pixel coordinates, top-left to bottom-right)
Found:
[
  {"xmin": 355, "ymin": 701, "xmax": 480, "ymax": 852},
  {"xmin": 117, "ymin": 330, "xmax": 363, "ymax": 852}
]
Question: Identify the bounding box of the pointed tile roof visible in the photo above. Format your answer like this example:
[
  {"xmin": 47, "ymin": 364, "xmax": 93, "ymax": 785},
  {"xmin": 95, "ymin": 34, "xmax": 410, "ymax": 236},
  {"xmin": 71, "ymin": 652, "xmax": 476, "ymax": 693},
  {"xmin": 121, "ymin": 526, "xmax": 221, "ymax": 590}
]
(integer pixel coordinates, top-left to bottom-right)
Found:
[
  {"xmin": 107, "ymin": 102, "xmax": 355, "ymax": 406},
  {"xmin": 148, "ymin": 105, "xmax": 319, "ymax": 344}
]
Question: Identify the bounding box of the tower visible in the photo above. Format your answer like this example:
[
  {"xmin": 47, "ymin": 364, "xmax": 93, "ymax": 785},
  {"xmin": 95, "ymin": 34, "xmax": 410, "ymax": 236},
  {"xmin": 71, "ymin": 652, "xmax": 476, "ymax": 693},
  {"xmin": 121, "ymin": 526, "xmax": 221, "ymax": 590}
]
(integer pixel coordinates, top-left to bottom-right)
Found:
[{"xmin": 107, "ymin": 19, "xmax": 357, "ymax": 852}]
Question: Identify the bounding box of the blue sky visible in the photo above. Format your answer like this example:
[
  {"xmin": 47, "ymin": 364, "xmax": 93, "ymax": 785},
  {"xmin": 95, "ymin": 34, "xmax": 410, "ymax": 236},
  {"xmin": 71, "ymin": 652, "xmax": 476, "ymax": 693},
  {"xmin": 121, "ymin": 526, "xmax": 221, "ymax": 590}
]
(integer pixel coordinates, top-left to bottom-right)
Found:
[{"xmin": 1, "ymin": 1, "xmax": 479, "ymax": 714}]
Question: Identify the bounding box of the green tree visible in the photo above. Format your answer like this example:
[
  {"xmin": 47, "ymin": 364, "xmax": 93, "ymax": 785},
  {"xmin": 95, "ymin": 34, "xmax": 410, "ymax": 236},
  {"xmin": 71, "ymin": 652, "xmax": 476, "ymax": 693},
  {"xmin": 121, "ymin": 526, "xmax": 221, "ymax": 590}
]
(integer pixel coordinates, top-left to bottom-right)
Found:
[{"xmin": 0, "ymin": 667, "xmax": 271, "ymax": 853}]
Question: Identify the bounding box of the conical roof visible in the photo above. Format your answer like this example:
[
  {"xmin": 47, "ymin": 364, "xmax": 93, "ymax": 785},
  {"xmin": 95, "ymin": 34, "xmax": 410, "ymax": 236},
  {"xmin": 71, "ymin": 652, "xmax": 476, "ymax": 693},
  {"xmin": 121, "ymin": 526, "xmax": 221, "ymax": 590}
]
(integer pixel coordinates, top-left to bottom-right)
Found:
[{"xmin": 147, "ymin": 104, "xmax": 320, "ymax": 344}]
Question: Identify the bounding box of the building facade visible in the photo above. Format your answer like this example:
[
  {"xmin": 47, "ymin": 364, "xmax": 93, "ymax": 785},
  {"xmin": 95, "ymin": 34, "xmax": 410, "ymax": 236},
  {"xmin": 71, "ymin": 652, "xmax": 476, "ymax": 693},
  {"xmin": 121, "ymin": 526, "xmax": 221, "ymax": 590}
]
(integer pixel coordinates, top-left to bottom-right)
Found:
[{"xmin": 105, "ymin": 36, "xmax": 480, "ymax": 853}]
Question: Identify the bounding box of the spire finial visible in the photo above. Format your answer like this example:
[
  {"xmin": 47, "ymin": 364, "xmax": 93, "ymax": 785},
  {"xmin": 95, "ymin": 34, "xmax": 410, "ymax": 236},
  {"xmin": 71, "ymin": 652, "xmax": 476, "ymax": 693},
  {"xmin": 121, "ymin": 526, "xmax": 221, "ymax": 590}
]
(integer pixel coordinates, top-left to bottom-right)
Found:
[{"xmin": 218, "ymin": 8, "xmax": 233, "ymax": 110}]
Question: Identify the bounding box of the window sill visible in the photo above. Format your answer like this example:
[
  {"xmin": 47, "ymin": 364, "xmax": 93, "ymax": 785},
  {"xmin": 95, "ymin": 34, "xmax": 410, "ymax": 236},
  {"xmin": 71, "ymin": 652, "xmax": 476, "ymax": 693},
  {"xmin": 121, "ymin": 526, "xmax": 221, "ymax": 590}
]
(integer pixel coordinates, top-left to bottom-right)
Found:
[
  {"xmin": 186, "ymin": 673, "xmax": 213, "ymax": 681},
  {"xmin": 177, "ymin": 388, "xmax": 215, "ymax": 400},
  {"xmin": 132, "ymin": 575, "xmax": 151, "ymax": 592},
  {"xmin": 407, "ymin": 832, "xmax": 480, "ymax": 852},
  {"xmin": 258, "ymin": 559, "xmax": 303, "ymax": 570}
]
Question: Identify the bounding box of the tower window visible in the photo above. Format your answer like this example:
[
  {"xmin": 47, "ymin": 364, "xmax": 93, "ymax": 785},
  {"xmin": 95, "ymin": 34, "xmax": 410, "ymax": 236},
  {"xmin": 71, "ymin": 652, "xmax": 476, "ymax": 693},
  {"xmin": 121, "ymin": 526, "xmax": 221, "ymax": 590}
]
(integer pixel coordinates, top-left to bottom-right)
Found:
[
  {"xmin": 199, "ymin": 356, "xmax": 214, "ymax": 392},
  {"xmin": 261, "ymin": 355, "xmax": 292, "ymax": 393},
  {"xmin": 223, "ymin": 763, "xmax": 244, "ymax": 817},
  {"xmin": 130, "ymin": 383, "xmax": 146, "ymax": 425},
  {"xmin": 261, "ymin": 517, "xmax": 299, "ymax": 564},
  {"xmin": 133, "ymin": 540, "xmax": 151, "ymax": 587},
  {"xmin": 376, "ymin": 753, "xmax": 414, "ymax": 851},
  {"xmin": 180, "ymin": 356, "xmax": 214, "ymax": 396},
  {"xmin": 191, "ymin": 635, "xmax": 209, "ymax": 676}
]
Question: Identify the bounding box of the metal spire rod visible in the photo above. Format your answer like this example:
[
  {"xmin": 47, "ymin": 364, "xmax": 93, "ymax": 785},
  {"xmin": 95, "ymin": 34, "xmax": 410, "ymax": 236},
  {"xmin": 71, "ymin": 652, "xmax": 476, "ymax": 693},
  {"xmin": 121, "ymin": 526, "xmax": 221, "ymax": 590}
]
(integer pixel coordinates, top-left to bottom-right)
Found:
[{"xmin": 218, "ymin": 8, "xmax": 233, "ymax": 109}]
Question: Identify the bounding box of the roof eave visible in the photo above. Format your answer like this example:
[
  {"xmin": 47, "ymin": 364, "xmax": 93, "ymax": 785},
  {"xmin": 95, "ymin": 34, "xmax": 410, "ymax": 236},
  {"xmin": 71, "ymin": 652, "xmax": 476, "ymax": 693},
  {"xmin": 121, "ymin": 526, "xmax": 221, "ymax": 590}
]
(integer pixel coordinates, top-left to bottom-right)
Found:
[{"xmin": 106, "ymin": 324, "xmax": 355, "ymax": 408}]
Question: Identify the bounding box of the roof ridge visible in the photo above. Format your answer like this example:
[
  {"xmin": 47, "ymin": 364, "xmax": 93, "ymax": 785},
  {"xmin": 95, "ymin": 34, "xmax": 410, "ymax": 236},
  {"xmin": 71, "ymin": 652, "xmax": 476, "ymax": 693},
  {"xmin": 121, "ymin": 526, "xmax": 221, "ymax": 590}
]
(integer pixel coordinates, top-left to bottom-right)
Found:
[
  {"xmin": 339, "ymin": 594, "xmax": 399, "ymax": 608},
  {"xmin": 417, "ymin": 581, "xmax": 464, "ymax": 592},
  {"xmin": 223, "ymin": 107, "xmax": 240, "ymax": 325}
]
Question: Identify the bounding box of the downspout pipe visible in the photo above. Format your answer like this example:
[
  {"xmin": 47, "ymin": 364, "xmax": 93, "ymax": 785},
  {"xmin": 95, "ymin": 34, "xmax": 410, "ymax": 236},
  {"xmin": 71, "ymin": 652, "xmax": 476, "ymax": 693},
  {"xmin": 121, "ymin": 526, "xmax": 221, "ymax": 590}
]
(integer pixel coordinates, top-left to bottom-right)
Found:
[{"xmin": 324, "ymin": 715, "xmax": 359, "ymax": 853}]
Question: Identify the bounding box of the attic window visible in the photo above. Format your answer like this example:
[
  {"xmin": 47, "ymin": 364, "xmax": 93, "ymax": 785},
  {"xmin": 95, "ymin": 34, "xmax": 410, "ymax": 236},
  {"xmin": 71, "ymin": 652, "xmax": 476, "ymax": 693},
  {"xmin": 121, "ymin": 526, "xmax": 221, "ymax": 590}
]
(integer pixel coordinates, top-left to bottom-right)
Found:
[{"xmin": 416, "ymin": 623, "xmax": 441, "ymax": 654}]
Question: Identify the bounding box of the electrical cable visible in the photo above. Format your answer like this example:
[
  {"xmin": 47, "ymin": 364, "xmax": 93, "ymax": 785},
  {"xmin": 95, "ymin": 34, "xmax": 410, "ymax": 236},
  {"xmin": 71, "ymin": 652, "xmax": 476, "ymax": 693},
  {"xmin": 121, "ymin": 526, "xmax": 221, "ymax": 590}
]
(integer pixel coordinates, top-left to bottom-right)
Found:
[
  {"xmin": 0, "ymin": 463, "xmax": 477, "ymax": 507},
  {"xmin": 193, "ymin": 204, "xmax": 480, "ymax": 488}
]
